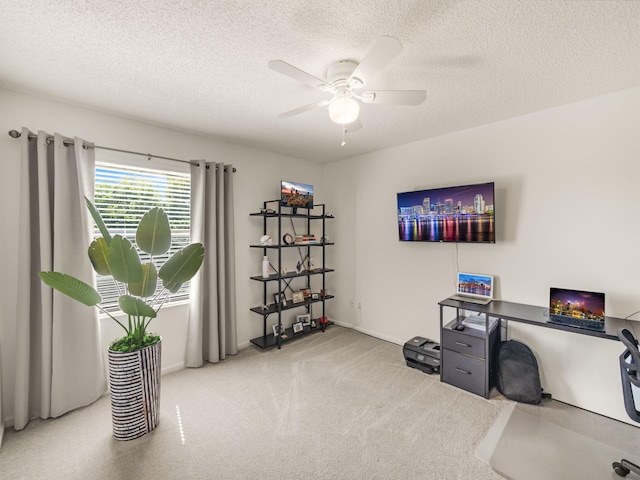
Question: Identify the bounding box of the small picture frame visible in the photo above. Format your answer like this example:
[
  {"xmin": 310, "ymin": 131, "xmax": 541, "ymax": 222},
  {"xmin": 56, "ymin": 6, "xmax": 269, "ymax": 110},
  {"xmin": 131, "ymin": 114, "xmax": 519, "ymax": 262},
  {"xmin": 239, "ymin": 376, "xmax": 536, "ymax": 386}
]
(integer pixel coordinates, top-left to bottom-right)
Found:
[
  {"xmin": 297, "ymin": 314, "xmax": 311, "ymax": 325},
  {"xmin": 311, "ymin": 293, "xmax": 319, "ymax": 300},
  {"xmin": 273, "ymin": 324, "xmax": 286, "ymax": 338},
  {"xmin": 273, "ymin": 292, "xmax": 287, "ymax": 307},
  {"xmin": 292, "ymin": 291, "xmax": 305, "ymax": 304},
  {"xmin": 301, "ymin": 288, "xmax": 311, "ymax": 298},
  {"xmin": 292, "ymin": 322, "xmax": 304, "ymax": 334}
]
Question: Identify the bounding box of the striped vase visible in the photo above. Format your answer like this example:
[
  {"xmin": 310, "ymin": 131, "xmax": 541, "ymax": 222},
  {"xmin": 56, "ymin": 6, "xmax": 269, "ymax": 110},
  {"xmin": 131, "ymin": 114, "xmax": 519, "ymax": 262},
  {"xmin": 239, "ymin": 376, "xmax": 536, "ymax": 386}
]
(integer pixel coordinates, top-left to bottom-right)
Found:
[{"xmin": 108, "ymin": 339, "xmax": 161, "ymax": 441}]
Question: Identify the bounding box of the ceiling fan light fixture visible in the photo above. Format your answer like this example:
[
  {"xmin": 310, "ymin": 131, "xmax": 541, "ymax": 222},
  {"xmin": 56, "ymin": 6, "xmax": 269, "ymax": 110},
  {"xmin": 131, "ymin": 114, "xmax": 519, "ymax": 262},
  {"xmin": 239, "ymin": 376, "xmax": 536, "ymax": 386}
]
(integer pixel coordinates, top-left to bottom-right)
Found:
[{"xmin": 328, "ymin": 95, "xmax": 360, "ymax": 125}]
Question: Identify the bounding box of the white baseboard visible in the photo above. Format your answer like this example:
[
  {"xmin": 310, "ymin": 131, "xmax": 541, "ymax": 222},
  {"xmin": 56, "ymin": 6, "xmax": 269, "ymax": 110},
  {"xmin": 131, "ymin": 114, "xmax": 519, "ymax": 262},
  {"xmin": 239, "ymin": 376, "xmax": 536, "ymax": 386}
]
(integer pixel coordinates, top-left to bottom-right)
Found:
[
  {"xmin": 330, "ymin": 319, "xmax": 404, "ymax": 346},
  {"xmin": 161, "ymin": 362, "xmax": 185, "ymax": 376}
]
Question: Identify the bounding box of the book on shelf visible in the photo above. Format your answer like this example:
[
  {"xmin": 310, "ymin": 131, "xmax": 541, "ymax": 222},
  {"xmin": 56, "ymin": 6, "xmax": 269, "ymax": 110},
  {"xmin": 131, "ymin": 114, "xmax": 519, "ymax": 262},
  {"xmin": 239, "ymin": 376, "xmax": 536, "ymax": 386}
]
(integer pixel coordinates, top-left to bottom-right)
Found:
[{"xmin": 294, "ymin": 234, "xmax": 317, "ymax": 244}]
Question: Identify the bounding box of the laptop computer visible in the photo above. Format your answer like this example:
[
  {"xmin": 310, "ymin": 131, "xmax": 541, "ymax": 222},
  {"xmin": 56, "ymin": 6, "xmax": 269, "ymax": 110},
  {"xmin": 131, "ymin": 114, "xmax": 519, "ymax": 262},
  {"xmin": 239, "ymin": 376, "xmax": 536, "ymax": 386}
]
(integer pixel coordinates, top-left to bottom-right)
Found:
[
  {"xmin": 547, "ymin": 287, "xmax": 605, "ymax": 331},
  {"xmin": 448, "ymin": 272, "xmax": 494, "ymax": 305}
]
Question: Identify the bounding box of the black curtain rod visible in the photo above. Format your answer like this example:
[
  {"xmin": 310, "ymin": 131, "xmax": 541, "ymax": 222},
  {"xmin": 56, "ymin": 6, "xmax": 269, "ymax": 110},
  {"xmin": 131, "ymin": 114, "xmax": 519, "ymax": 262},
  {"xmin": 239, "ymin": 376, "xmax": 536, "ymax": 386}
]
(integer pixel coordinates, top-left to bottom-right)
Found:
[{"xmin": 7, "ymin": 129, "xmax": 237, "ymax": 172}]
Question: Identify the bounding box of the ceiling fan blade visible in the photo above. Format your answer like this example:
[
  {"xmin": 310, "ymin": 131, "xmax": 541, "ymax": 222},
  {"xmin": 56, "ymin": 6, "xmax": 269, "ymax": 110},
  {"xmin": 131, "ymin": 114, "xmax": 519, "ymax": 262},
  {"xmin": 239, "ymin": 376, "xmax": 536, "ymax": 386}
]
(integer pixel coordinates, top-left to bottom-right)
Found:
[
  {"xmin": 268, "ymin": 60, "xmax": 331, "ymax": 90},
  {"xmin": 277, "ymin": 99, "xmax": 331, "ymax": 118},
  {"xmin": 348, "ymin": 36, "xmax": 403, "ymax": 87},
  {"xmin": 361, "ymin": 90, "xmax": 427, "ymax": 105}
]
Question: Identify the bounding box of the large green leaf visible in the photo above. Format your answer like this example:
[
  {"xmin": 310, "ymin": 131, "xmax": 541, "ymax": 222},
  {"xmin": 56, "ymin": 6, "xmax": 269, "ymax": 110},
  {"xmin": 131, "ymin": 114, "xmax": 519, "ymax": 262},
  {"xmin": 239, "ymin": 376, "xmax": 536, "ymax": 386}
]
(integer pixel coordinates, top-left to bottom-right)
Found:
[
  {"xmin": 85, "ymin": 197, "xmax": 112, "ymax": 246},
  {"xmin": 109, "ymin": 235, "xmax": 143, "ymax": 284},
  {"xmin": 88, "ymin": 238, "xmax": 111, "ymax": 276},
  {"xmin": 118, "ymin": 295, "xmax": 157, "ymax": 319},
  {"xmin": 39, "ymin": 272, "xmax": 101, "ymax": 306},
  {"xmin": 128, "ymin": 263, "xmax": 157, "ymax": 298},
  {"xmin": 136, "ymin": 207, "xmax": 171, "ymax": 255},
  {"xmin": 159, "ymin": 243, "xmax": 205, "ymax": 293}
]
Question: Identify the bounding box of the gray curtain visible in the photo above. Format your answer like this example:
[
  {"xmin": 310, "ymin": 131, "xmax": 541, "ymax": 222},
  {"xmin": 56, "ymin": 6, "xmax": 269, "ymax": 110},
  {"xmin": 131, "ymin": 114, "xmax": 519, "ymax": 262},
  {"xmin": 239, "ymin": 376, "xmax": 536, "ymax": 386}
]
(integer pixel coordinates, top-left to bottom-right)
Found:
[
  {"xmin": 186, "ymin": 161, "xmax": 237, "ymax": 366},
  {"xmin": 13, "ymin": 129, "xmax": 107, "ymax": 431}
]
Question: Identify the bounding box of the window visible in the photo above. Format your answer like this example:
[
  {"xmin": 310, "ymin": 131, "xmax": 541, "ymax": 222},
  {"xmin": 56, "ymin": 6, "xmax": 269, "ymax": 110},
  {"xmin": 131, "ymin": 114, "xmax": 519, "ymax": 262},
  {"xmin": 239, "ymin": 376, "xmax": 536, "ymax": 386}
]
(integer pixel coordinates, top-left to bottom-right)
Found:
[{"xmin": 94, "ymin": 157, "xmax": 191, "ymax": 312}]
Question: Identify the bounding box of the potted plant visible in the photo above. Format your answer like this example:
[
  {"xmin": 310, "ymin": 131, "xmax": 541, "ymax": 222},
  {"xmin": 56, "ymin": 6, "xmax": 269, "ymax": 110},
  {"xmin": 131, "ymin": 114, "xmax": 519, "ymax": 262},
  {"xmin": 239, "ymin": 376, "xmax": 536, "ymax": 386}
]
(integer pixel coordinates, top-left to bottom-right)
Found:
[{"xmin": 39, "ymin": 198, "xmax": 204, "ymax": 440}]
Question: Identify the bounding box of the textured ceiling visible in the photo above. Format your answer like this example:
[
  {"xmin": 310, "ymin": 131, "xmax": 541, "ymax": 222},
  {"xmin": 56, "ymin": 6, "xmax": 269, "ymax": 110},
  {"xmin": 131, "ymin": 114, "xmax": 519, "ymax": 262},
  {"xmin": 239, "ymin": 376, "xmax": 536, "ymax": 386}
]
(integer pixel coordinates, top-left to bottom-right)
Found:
[{"xmin": 1, "ymin": 1, "xmax": 638, "ymax": 163}]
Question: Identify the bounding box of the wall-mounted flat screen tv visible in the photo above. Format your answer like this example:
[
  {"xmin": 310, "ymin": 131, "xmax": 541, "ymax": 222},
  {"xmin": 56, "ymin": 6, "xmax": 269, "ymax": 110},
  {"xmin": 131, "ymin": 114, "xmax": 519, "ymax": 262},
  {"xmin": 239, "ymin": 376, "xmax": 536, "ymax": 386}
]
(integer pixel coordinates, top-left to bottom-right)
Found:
[
  {"xmin": 281, "ymin": 180, "xmax": 314, "ymax": 211},
  {"xmin": 397, "ymin": 181, "xmax": 495, "ymax": 243}
]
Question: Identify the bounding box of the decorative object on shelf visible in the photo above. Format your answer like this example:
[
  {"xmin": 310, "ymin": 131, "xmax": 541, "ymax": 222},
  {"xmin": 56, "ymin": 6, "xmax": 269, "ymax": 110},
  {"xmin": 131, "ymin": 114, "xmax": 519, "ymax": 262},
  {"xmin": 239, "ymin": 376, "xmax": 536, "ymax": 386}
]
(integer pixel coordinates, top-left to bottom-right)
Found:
[
  {"xmin": 272, "ymin": 324, "xmax": 287, "ymax": 339},
  {"xmin": 312, "ymin": 293, "xmax": 319, "ymax": 300},
  {"xmin": 273, "ymin": 292, "xmax": 287, "ymax": 307},
  {"xmin": 39, "ymin": 199, "xmax": 204, "ymax": 440},
  {"xmin": 260, "ymin": 304, "xmax": 269, "ymax": 311},
  {"xmin": 297, "ymin": 314, "xmax": 311, "ymax": 325},
  {"xmin": 292, "ymin": 322, "xmax": 304, "ymax": 334},
  {"xmin": 318, "ymin": 316, "xmax": 329, "ymax": 327},
  {"xmin": 260, "ymin": 207, "xmax": 276, "ymax": 214},
  {"xmin": 295, "ymin": 260, "xmax": 303, "ymax": 274},
  {"xmin": 311, "ymin": 319, "xmax": 317, "ymax": 328},
  {"xmin": 259, "ymin": 235, "xmax": 272, "ymax": 246},
  {"xmin": 280, "ymin": 266, "xmax": 288, "ymax": 275},
  {"xmin": 282, "ymin": 233, "xmax": 294, "ymax": 245},
  {"xmin": 320, "ymin": 288, "xmax": 328, "ymax": 297},
  {"xmin": 301, "ymin": 288, "xmax": 311, "ymax": 298},
  {"xmin": 308, "ymin": 257, "xmax": 316, "ymax": 271},
  {"xmin": 262, "ymin": 256, "xmax": 270, "ymax": 278},
  {"xmin": 292, "ymin": 291, "xmax": 304, "ymax": 304},
  {"xmin": 322, "ymin": 235, "xmax": 330, "ymax": 243}
]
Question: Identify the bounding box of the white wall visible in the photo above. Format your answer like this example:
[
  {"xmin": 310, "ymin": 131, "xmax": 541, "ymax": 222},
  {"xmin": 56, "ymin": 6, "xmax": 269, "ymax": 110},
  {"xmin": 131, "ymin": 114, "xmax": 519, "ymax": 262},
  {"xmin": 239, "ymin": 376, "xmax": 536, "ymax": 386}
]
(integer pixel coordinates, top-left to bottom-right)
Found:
[
  {"xmin": 324, "ymin": 86, "xmax": 640, "ymax": 422},
  {"xmin": 2, "ymin": 86, "xmax": 639, "ymax": 425},
  {"xmin": 0, "ymin": 88, "xmax": 324, "ymax": 425}
]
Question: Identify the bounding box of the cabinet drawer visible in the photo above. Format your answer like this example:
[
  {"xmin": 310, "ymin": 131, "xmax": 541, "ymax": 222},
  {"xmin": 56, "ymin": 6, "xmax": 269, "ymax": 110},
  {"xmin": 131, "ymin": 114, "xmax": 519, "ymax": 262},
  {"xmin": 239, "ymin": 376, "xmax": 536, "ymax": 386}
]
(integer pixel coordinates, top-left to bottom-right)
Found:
[
  {"xmin": 442, "ymin": 328, "xmax": 486, "ymax": 359},
  {"xmin": 442, "ymin": 349, "xmax": 486, "ymax": 397}
]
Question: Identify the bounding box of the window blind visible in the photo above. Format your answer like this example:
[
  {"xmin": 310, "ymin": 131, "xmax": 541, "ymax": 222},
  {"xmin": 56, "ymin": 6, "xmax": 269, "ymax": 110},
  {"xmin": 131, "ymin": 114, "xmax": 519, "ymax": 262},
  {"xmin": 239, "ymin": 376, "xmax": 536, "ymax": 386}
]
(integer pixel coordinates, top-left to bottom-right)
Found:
[{"xmin": 94, "ymin": 161, "xmax": 191, "ymax": 312}]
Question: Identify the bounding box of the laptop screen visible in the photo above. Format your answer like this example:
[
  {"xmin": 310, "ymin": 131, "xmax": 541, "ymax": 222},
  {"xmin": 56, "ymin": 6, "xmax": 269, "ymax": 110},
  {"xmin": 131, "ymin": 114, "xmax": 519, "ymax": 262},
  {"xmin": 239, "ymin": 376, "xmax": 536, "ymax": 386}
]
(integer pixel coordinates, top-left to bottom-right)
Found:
[
  {"xmin": 457, "ymin": 273, "xmax": 494, "ymax": 299},
  {"xmin": 549, "ymin": 288, "xmax": 605, "ymax": 321}
]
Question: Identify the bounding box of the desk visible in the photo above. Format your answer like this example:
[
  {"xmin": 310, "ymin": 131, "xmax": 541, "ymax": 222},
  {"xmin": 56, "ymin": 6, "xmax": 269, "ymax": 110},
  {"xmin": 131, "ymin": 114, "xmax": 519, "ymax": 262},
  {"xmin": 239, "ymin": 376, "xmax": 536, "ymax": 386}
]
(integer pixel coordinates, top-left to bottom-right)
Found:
[
  {"xmin": 438, "ymin": 298, "xmax": 632, "ymax": 399},
  {"xmin": 439, "ymin": 298, "xmax": 630, "ymax": 341}
]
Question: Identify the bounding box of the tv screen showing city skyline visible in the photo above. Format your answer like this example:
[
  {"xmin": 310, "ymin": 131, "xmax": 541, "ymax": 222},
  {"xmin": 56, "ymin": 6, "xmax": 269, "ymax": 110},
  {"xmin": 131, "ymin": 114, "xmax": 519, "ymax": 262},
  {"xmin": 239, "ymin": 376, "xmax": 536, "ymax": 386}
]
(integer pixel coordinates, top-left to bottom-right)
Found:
[{"xmin": 397, "ymin": 182, "xmax": 495, "ymax": 243}]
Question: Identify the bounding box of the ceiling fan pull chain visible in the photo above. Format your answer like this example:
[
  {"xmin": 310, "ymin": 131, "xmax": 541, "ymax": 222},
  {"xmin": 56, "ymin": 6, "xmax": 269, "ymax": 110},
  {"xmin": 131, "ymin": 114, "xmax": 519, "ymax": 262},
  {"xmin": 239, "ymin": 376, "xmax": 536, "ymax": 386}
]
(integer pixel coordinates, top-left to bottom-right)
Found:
[{"xmin": 341, "ymin": 126, "xmax": 346, "ymax": 147}]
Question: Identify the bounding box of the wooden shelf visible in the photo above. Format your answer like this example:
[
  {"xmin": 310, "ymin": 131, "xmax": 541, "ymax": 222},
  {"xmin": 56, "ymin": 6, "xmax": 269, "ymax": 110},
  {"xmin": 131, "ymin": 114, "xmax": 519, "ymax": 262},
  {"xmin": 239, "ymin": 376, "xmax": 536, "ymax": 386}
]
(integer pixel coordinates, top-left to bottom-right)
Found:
[
  {"xmin": 250, "ymin": 242, "xmax": 334, "ymax": 249},
  {"xmin": 250, "ymin": 268, "xmax": 335, "ymax": 282},
  {"xmin": 250, "ymin": 200, "xmax": 333, "ymax": 350},
  {"xmin": 250, "ymin": 295, "xmax": 334, "ymax": 315},
  {"xmin": 250, "ymin": 212, "xmax": 334, "ymax": 220},
  {"xmin": 250, "ymin": 321, "xmax": 334, "ymax": 349}
]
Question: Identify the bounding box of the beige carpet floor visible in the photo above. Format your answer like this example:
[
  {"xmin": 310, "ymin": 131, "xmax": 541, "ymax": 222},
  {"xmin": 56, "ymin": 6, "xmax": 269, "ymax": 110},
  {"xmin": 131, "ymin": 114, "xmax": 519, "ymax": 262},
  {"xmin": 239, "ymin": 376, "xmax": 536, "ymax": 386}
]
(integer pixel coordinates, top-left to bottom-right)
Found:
[{"xmin": 1, "ymin": 326, "xmax": 507, "ymax": 479}]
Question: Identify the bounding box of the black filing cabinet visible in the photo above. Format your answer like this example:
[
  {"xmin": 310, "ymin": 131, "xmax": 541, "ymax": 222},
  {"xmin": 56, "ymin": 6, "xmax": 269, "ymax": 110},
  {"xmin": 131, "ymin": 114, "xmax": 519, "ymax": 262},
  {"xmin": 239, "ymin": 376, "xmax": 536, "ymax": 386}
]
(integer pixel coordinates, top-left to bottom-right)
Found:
[{"xmin": 439, "ymin": 302, "xmax": 500, "ymax": 398}]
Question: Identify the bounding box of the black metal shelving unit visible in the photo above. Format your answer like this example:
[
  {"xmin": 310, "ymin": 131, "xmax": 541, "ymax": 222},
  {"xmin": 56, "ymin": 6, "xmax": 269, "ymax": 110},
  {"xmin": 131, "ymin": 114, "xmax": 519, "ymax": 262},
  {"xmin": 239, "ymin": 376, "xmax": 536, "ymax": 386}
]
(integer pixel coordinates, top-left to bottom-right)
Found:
[{"xmin": 249, "ymin": 200, "xmax": 334, "ymax": 349}]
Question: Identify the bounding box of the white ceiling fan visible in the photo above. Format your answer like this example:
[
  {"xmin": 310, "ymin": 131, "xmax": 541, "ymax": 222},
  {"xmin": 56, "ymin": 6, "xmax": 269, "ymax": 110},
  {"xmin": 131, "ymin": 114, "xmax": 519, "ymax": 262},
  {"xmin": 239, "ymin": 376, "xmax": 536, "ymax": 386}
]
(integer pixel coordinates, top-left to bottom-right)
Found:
[{"xmin": 268, "ymin": 36, "xmax": 427, "ymax": 129}]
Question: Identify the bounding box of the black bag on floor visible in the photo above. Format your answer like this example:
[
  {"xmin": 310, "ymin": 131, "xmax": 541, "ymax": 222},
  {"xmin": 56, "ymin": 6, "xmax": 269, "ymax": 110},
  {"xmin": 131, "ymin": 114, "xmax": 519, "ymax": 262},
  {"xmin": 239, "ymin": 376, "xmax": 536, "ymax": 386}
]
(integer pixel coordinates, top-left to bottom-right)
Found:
[{"xmin": 496, "ymin": 340, "xmax": 543, "ymax": 404}]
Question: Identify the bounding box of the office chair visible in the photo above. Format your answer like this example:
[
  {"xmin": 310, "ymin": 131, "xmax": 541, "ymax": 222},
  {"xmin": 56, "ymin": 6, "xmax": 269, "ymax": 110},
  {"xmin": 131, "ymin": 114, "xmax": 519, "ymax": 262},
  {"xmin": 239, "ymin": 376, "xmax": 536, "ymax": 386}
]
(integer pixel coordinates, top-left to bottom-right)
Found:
[{"xmin": 613, "ymin": 328, "xmax": 640, "ymax": 477}]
